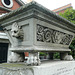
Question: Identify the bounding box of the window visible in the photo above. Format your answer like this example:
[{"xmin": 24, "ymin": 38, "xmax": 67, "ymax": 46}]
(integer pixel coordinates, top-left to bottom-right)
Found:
[
  {"xmin": 4, "ymin": 0, "xmax": 10, "ymax": 5},
  {"xmin": 1, "ymin": 0, "xmax": 13, "ymax": 8}
]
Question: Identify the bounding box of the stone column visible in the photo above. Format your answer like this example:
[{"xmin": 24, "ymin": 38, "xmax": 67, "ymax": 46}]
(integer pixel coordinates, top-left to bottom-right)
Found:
[
  {"xmin": 49, "ymin": 53, "xmax": 54, "ymax": 60},
  {"xmin": 7, "ymin": 43, "xmax": 11, "ymax": 63}
]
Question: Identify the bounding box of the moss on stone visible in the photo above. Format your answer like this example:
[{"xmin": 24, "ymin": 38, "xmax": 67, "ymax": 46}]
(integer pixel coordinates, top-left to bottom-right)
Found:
[{"xmin": 0, "ymin": 63, "xmax": 34, "ymax": 71}]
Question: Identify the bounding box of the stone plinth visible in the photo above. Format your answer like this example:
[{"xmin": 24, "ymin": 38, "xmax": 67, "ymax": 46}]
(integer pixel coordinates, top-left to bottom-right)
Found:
[{"xmin": 0, "ymin": 61, "xmax": 75, "ymax": 75}]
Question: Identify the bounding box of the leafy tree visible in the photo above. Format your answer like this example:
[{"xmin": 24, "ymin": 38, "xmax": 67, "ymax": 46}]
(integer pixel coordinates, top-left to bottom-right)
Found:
[
  {"xmin": 59, "ymin": 9, "xmax": 75, "ymax": 24},
  {"xmin": 59, "ymin": 8, "xmax": 75, "ymax": 58}
]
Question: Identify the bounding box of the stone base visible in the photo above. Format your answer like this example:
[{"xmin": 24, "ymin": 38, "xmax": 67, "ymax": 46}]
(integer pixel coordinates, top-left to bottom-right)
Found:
[{"xmin": 0, "ymin": 60, "xmax": 75, "ymax": 75}]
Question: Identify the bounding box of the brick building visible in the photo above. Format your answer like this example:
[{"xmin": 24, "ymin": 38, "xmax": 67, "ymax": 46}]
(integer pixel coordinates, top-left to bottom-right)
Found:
[
  {"xmin": 52, "ymin": 3, "xmax": 72, "ymax": 14},
  {"xmin": 0, "ymin": 0, "xmax": 24, "ymax": 15}
]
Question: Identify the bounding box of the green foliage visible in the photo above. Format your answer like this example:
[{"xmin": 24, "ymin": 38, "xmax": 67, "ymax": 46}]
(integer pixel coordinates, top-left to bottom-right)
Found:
[
  {"xmin": 40, "ymin": 52, "xmax": 47, "ymax": 56},
  {"xmin": 54, "ymin": 52, "xmax": 60, "ymax": 59},
  {"xmin": 59, "ymin": 8, "xmax": 75, "ymax": 58},
  {"xmin": 59, "ymin": 8, "xmax": 75, "ymax": 24},
  {"xmin": 69, "ymin": 37, "xmax": 75, "ymax": 50}
]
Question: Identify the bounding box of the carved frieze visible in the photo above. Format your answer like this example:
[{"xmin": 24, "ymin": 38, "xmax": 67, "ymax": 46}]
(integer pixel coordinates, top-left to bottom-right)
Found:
[{"xmin": 37, "ymin": 25, "xmax": 73, "ymax": 45}]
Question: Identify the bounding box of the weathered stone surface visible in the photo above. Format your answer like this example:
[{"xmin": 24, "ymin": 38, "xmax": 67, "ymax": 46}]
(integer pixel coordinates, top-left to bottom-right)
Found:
[
  {"xmin": 60, "ymin": 53, "xmax": 74, "ymax": 61},
  {"xmin": 8, "ymin": 52, "xmax": 25, "ymax": 63},
  {"xmin": 0, "ymin": 61, "xmax": 75, "ymax": 75},
  {"xmin": 0, "ymin": 1, "xmax": 75, "ymax": 65},
  {"xmin": 0, "ymin": 1, "xmax": 75, "ymax": 52}
]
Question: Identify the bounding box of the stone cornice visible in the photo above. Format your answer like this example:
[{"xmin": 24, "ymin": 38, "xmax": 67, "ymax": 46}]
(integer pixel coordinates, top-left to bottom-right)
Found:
[
  {"xmin": 0, "ymin": 1, "xmax": 75, "ymax": 33},
  {"xmin": 0, "ymin": 6, "xmax": 12, "ymax": 12}
]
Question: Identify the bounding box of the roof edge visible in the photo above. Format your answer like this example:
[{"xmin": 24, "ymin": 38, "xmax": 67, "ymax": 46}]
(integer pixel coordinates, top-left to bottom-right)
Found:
[
  {"xmin": 15, "ymin": 0, "xmax": 25, "ymax": 6},
  {"xmin": 52, "ymin": 3, "xmax": 72, "ymax": 12},
  {"xmin": 54, "ymin": 6, "xmax": 72, "ymax": 13},
  {"xmin": 0, "ymin": 6, "xmax": 12, "ymax": 12}
]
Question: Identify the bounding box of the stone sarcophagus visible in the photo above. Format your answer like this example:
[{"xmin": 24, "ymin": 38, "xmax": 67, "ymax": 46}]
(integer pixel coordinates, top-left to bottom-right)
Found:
[{"xmin": 0, "ymin": 1, "xmax": 75, "ymax": 65}]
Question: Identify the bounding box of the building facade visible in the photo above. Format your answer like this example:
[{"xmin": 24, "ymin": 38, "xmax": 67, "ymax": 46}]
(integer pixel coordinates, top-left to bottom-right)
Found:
[
  {"xmin": 52, "ymin": 3, "xmax": 72, "ymax": 14},
  {"xmin": 0, "ymin": 0, "xmax": 24, "ymax": 63}
]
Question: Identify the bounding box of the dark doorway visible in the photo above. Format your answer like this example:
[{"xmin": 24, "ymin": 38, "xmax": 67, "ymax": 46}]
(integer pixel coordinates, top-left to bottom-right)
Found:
[{"xmin": 0, "ymin": 43, "xmax": 8, "ymax": 63}]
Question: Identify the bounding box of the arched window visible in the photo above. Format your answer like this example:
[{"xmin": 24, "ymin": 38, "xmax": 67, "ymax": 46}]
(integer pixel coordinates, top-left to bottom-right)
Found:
[{"xmin": 1, "ymin": 0, "xmax": 13, "ymax": 8}]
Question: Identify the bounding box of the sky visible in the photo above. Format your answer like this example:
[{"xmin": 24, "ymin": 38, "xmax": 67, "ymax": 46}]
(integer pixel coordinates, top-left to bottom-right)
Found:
[{"xmin": 22, "ymin": 0, "xmax": 75, "ymax": 10}]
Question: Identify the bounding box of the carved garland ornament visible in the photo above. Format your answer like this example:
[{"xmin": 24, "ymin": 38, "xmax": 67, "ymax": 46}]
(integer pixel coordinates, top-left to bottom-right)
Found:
[{"xmin": 37, "ymin": 25, "xmax": 73, "ymax": 45}]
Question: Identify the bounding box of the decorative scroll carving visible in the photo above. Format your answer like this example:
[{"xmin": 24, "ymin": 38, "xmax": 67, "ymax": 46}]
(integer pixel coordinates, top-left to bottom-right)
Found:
[
  {"xmin": 11, "ymin": 22, "xmax": 23, "ymax": 39},
  {"xmin": 37, "ymin": 25, "xmax": 73, "ymax": 45}
]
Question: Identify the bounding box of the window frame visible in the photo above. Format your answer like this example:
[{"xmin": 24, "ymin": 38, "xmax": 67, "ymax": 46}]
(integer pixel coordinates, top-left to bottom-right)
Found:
[{"xmin": 1, "ymin": 0, "xmax": 13, "ymax": 8}]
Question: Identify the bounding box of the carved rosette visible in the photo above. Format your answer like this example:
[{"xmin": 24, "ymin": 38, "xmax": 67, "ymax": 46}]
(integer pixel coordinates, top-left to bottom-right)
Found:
[
  {"xmin": 44, "ymin": 29, "xmax": 52, "ymax": 42},
  {"xmin": 37, "ymin": 25, "xmax": 73, "ymax": 45}
]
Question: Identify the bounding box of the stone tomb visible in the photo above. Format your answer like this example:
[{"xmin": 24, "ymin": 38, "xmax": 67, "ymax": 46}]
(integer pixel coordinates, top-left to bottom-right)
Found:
[{"xmin": 0, "ymin": 1, "xmax": 75, "ymax": 65}]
